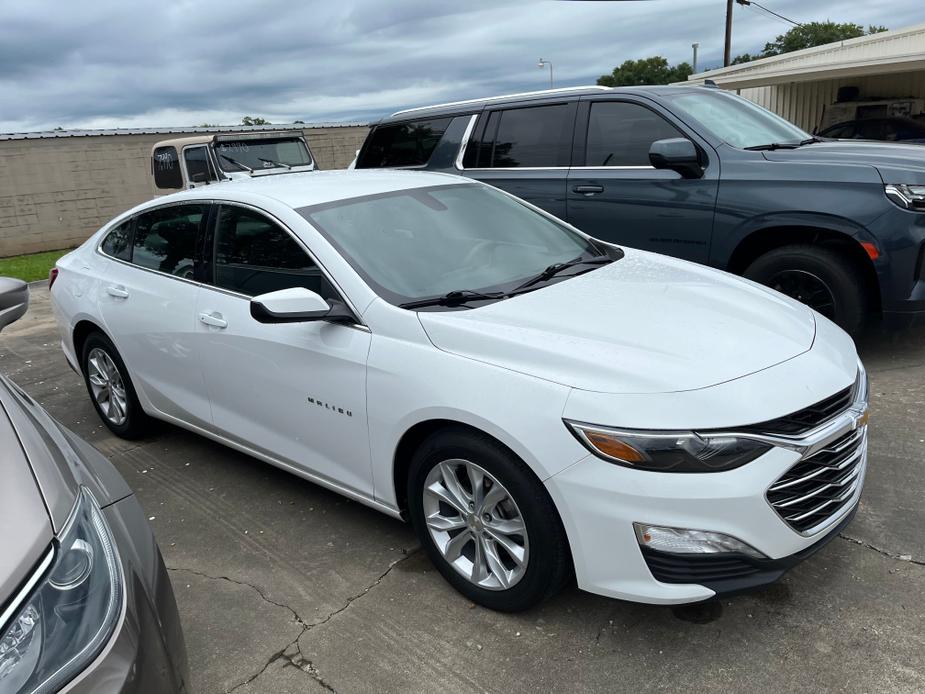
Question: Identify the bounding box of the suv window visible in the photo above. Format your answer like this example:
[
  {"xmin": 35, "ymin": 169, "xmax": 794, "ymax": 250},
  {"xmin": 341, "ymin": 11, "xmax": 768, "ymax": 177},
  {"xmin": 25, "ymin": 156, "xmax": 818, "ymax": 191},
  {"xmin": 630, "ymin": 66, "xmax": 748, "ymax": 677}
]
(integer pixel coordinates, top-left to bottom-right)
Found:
[
  {"xmin": 213, "ymin": 206, "xmax": 330, "ymax": 298},
  {"xmin": 152, "ymin": 146, "xmax": 183, "ymax": 189},
  {"xmin": 184, "ymin": 146, "xmax": 218, "ymax": 183},
  {"xmin": 132, "ymin": 204, "xmax": 207, "ymax": 279},
  {"xmin": 101, "ymin": 220, "xmax": 133, "ymax": 261},
  {"xmin": 585, "ymin": 102, "xmax": 684, "ymax": 167},
  {"xmin": 474, "ymin": 104, "xmax": 573, "ymax": 168},
  {"xmin": 357, "ymin": 118, "xmax": 452, "ymax": 168}
]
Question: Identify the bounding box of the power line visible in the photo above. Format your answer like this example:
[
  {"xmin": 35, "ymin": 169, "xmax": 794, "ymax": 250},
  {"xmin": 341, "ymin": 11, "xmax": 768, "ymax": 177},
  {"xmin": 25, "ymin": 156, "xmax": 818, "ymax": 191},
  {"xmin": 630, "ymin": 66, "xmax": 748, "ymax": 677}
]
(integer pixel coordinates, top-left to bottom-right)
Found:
[
  {"xmin": 745, "ymin": 3, "xmax": 798, "ymax": 28},
  {"xmin": 736, "ymin": 0, "xmax": 802, "ymax": 27}
]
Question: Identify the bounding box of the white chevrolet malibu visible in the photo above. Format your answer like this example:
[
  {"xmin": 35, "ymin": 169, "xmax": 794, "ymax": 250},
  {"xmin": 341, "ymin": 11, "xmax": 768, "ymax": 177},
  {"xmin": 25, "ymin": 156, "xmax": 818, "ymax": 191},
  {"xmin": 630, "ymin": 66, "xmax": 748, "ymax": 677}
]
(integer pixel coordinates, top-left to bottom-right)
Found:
[{"xmin": 50, "ymin": 170, "xmax": 868, "ymax": 611}]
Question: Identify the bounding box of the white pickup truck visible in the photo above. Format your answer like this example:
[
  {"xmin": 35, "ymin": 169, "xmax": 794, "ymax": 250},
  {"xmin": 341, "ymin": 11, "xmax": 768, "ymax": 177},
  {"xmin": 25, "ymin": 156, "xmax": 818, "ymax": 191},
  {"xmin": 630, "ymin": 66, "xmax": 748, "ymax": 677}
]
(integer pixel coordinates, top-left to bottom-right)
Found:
[{"xmin": 151, "ymin": 131, "xmax": 316, "ymax": 192}]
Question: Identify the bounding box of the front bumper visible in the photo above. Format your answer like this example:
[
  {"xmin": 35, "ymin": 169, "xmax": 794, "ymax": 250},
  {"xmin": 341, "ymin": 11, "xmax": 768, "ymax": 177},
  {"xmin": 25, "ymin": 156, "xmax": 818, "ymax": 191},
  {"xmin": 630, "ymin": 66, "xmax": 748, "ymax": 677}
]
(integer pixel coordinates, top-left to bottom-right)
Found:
[
  {"xmin": 63, "ymin": 494, "xmax": 189, "ymax": 693},
  {"xmin": 545, "ymin": 427, "xmax": 867, "ymax": 605}
]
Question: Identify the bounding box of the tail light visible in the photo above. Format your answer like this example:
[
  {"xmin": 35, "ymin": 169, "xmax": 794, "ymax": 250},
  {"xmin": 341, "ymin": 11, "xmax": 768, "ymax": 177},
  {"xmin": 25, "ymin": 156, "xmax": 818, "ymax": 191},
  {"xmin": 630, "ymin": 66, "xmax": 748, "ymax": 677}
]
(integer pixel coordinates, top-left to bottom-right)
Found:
[{"xmin": 49, "ymin": 267, "xmax": 59, "ymax": 290}]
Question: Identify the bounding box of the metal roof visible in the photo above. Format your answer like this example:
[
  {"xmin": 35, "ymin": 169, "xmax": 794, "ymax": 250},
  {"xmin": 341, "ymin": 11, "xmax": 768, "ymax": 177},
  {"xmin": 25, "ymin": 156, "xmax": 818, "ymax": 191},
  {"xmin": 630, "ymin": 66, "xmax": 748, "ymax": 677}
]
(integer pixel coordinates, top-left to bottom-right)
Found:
[
  {"xmin": 0, "ymin": 122, "xmax": 368, "ymax": 142},
  {"xmin": 688, "ymin": 22, "xmax": 925, "ymax": 90}
]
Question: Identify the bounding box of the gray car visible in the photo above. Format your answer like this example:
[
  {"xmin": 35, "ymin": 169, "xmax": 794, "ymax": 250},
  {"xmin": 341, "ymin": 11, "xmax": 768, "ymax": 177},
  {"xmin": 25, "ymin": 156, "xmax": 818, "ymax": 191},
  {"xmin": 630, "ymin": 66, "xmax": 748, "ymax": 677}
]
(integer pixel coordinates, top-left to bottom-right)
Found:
[{"xmin": 0, "ymin": 278, "xmax": 188, "ymax": 693}]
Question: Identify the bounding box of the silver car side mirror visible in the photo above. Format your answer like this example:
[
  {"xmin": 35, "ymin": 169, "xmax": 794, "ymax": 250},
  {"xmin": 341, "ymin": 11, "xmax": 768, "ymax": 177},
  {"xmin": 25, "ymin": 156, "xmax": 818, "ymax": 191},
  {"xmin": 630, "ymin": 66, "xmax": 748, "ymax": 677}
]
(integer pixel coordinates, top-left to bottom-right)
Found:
[{"xmin": 0, "ymin": 277, "xmax": 28, "ymax": 333}]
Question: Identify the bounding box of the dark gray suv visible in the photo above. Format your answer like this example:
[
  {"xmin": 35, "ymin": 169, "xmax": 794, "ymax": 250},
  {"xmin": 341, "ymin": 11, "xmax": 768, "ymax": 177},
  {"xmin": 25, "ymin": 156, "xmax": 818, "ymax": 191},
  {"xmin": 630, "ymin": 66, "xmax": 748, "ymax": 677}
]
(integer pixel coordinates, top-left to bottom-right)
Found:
[{"xmin": 356, "ymin": 85, "xmax": 925, "ymax": 335}]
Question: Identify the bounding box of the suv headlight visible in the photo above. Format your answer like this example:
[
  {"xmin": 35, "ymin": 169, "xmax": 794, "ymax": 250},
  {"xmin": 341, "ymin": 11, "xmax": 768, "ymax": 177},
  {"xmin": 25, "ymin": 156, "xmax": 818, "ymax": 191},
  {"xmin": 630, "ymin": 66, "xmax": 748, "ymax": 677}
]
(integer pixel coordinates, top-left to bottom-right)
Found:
[
  {"xmin": 565, "ymin": 421, "xmax": 771, "ymax": 472},
  {"xmin": 885, "ymin": 184, "xmax": 925, "ymax": 210},
  {"xmin": 0, "ymin": 488, "xmax": 123, "ymax": 693}
]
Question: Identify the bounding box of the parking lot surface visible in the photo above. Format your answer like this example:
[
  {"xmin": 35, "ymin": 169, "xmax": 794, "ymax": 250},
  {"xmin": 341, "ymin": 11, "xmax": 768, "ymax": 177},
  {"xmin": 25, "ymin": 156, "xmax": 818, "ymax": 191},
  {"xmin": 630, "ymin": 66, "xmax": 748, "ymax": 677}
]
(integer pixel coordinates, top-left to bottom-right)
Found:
[{"xmin": 3, "ymin": 285, "xmax": 924, "ymax": 694}]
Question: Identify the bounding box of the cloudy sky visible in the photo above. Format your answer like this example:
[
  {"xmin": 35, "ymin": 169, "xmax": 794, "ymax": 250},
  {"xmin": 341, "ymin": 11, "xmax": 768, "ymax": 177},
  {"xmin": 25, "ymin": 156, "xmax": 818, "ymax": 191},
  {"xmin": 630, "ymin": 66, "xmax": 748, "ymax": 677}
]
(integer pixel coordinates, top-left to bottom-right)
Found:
[{"xmin": 1, "ymin": 0, "xmax": 921, "ymax": 133}]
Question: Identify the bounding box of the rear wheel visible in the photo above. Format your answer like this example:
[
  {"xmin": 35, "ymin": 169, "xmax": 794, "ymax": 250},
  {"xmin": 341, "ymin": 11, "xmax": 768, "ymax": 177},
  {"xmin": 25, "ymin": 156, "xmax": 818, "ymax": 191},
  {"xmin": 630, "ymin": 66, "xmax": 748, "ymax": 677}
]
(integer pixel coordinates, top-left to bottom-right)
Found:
[
  {"xmin": 743, "ymin": 244, "xmax": 868, "ymax": 336},
  {"xmin": 407, "ymin": 428, "xmax": 571, "ymax": 612},
  {"xmin": 81, "ymin": 332, "xmax": 151, "ymax": 439}
]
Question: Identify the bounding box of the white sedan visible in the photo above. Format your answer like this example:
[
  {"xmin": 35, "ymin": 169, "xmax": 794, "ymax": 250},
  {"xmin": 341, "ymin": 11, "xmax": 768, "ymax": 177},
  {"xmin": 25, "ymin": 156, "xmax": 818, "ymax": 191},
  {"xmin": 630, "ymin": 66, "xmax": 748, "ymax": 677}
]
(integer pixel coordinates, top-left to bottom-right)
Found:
[{"xmin": 50, "ymin": 170, "xmax": 868, "ymax": 611}]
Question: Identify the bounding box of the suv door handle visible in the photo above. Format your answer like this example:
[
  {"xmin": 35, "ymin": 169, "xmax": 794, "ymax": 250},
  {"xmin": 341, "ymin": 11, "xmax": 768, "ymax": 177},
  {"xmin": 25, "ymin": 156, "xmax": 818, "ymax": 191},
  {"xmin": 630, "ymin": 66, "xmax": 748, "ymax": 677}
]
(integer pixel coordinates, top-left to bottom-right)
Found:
[
  {"xmin": 199, "ymin": 312, "xmax": 228, "ymax": 329},
  {"xmin": 572, "ymin": 184, "xmax": 604, "ymax": 195},
  {"xmin": 106, "ymin": 285, "xmax": 129, "ymax": 299}
]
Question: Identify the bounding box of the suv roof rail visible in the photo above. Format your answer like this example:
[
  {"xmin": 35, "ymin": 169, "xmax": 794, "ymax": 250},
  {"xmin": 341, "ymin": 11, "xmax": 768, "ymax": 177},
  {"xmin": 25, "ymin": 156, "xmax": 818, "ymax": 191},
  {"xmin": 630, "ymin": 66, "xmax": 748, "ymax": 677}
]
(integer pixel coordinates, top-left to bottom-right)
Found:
[{"xmin": 391, "ymin": 86, "xmax": 612, "ymax": 117}]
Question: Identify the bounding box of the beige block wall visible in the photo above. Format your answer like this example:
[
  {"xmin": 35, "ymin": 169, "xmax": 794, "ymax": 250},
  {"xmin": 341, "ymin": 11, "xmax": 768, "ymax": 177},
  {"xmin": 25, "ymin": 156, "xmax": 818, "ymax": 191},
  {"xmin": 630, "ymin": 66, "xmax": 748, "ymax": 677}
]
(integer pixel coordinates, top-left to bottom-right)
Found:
[{"xmin": 0, "ymin": 125, "xmax": 369, "ymax": 257}]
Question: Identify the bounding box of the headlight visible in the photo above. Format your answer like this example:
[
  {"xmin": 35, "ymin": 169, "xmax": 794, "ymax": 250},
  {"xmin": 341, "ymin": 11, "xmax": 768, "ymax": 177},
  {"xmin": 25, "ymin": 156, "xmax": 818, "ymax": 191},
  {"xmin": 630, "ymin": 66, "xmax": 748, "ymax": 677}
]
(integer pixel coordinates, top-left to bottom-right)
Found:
[
  {"xmin": 885, "ymin": 184, "xmax": 925, "ymax": 210},
  {"xmin": 565, "ymin": 421, "xmax": 771, "ymax": 472},
  {"xmin": 0, "ymin": 488, "xmax": 123, "ymax": 693}
]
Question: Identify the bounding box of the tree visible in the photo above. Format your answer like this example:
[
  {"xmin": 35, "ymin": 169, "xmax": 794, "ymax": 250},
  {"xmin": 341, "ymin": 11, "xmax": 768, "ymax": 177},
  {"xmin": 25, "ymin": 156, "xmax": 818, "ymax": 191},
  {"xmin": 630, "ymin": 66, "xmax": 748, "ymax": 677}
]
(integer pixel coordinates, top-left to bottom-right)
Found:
[
  {"xmin": 597, "ymin": 56, "xmax": 693, "ymax": 87},
  {"xmin": 732, "ymin": 22, "xmax": 888, "ymax": 64},
  {"xmin": 241, "ymin": 116, "xmax": 270, "ymax": 126}
]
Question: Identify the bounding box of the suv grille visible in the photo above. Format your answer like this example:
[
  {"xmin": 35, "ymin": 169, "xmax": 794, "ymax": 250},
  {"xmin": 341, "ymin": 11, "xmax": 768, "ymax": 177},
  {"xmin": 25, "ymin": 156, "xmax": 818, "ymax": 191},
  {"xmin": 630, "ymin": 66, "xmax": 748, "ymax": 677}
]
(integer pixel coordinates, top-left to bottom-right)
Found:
[
  {"xmin": 741, "ymin": 386, "xmax": 852, "ymax": 436},
  {"xmin": 766, "ymin": 428, "xmax": 866, "ymax": 534}
]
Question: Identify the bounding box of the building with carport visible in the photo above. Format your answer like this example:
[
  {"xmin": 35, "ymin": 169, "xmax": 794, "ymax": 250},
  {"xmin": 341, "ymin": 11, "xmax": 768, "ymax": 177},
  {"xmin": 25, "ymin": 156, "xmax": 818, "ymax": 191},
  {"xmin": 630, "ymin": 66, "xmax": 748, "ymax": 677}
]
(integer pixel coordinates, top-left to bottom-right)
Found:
[{"xmin": 687, "ymin": 22, "xmax": 925, "ymax": 133}]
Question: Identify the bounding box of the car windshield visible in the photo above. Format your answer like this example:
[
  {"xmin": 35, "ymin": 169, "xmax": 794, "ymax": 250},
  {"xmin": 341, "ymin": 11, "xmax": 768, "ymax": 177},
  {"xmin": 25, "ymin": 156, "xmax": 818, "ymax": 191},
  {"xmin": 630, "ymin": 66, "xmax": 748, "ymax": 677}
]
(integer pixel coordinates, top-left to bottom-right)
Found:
[
  {"xmin": 215, "ymin": 137, "xmax": 312, "ymax": 172},
  {"xmin": 664, "ymin": 89, "xmax": 811, "ymax": 149},
  {"xmin": 299, "ymin": 183, "xmax": 603, "ymax": 306}
]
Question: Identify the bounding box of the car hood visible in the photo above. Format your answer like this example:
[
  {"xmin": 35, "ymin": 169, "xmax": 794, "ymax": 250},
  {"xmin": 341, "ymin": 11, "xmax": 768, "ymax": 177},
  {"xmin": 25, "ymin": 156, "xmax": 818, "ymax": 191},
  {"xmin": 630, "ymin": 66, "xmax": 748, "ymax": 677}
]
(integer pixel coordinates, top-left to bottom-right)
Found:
[
  {"xmin": 763, "ymin": 141, "xmax": 925, "ymax": 183},
  {"xmin": 418, "ymin": 250, "xmax": 817, "ymax": 395},
  {"xmin": 0, "ymin": 399, "xmax": 53, "ymax": 605}
]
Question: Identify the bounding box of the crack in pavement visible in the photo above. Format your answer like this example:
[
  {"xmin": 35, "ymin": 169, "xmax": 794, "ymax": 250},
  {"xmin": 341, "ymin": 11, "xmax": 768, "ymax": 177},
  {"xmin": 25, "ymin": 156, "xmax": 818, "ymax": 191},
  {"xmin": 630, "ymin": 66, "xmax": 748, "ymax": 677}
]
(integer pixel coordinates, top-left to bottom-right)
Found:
[
  {"xmin": 838, "ymin": 534, "xmax": 924, "ymax": 567},
  {"xmin": 169, "ymin": 549, "xmax": 420, "ymax": 693}
]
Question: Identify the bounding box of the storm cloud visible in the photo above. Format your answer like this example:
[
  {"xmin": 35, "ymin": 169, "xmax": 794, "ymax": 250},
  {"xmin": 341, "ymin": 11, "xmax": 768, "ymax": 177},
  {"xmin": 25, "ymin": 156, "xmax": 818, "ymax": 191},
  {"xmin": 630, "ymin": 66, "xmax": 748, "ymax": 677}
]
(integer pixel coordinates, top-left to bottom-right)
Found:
[{"xmin": 0, "ymin": 0, "xmax": 920, "ymax": 132}]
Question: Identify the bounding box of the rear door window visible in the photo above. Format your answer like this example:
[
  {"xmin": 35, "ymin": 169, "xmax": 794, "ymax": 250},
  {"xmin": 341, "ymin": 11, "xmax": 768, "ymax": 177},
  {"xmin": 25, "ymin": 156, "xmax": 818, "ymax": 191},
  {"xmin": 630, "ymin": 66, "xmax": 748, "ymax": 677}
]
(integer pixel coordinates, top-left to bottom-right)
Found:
[
  {"xmin": 132, "ymin": 204, "xmax": 208, "ymax": 279},
  {"xmin": 468, "ymin": 103, "xmax": 574, "ymax": 168},
  {"xmin": 212, "ymin": 206, "xmax": 332, "ymax": 298},
  {"xmin": 152, "ymin": 146, "xmax": 183, "ymax": 189},
  {"xmin": 357, "ymin": 118, "xmax": 453, "ymax": 168},
  {"xmin": 584, "ymin": 101, "xmax": 684, "ymax": 167},
  {"xmin": 101, "ymin": 220, "xmax": 133, "ymax": 261}
]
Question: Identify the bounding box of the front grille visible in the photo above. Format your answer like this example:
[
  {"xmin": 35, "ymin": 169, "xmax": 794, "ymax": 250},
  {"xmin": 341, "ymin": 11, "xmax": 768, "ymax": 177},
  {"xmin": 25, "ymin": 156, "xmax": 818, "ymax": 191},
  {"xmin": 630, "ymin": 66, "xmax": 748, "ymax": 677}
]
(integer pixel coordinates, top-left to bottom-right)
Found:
[
  {"xmin": 766, "ymin": 428, "xmax": 866, "ymax": 534},
  {"xmin": 740, "ymin": 386, "xmax": 853, "ymax": 436}
]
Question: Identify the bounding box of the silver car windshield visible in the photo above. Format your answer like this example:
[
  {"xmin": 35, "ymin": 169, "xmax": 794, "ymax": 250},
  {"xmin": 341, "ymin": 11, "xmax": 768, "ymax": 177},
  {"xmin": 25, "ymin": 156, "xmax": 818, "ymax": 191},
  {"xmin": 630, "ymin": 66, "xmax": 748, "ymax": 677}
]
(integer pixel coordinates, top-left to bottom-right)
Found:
[
  {"xmin": 299, "ymin": 183, "xmax": 602, "ymax": 306},
  {"xmin": 665, "ymin": 89, "xmax": 811, "ymax": 149}
]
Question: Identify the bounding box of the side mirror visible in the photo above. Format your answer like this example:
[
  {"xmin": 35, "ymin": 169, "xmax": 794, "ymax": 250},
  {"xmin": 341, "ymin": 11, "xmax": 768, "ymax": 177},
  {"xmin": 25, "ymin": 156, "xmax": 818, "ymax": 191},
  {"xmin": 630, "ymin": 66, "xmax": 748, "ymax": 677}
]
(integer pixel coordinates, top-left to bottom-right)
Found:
[
  {"xmin": 250, "ymin": 287, "xmax": 354, "ymax": 324},
  {"xmin": 189, "ymin": 171, "xmax": 208, "ymax": 184},
  {"xmin": 0, "ymin": 278, "xmax": 28, "ymax": 333},
  {"xmin": 649, "ymin": 138, "xmax": 703, "ymax": 179}
]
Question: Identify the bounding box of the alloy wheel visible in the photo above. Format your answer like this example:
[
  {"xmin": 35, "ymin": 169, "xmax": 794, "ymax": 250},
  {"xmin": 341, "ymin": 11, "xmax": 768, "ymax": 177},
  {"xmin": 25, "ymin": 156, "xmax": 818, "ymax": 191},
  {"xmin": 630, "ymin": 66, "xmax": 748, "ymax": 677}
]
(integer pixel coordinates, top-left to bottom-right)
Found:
[
  {"xmin": 87, "ymin": 348, "xmax": 128, "ymax": 426},
  {"xmin": 768, "ymin": 269, "xmax": 837, "ymax": 319},
  {"xmin": 422, "ymin": 459, "xmax": 529, "ymax": 590}
]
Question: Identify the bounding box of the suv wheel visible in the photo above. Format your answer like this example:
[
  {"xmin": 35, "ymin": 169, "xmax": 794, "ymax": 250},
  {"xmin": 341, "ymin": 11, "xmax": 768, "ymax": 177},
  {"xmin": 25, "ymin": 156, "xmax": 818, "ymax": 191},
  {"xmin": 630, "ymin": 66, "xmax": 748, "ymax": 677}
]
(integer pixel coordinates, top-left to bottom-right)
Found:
[
  {"xmin": 743, "ymin": 244, "xmax": 867, "ymax": 336},
  {"xmin": 407, "ymin": 428, "xmax": 571, "ymax": 612},
  {"xmin": 81, "ymin": 332, "xmax": 150, "ymax": 439}
]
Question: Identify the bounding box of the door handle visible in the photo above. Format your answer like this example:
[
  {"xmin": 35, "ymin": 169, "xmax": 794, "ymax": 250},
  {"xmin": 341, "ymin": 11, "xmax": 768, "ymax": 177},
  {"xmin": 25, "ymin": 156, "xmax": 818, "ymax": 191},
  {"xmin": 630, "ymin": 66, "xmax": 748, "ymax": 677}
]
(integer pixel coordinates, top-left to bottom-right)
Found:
[
  {"xmin": 106, "ymin": 285, "xmax": 129, "ymax": 299},
  {"xmin": 572, "ymin": 184, "xmax": 604, "ymax": 195},
  {"xmin": 199, "ymin": 312, "xmax": 228, "ymax": 329}
]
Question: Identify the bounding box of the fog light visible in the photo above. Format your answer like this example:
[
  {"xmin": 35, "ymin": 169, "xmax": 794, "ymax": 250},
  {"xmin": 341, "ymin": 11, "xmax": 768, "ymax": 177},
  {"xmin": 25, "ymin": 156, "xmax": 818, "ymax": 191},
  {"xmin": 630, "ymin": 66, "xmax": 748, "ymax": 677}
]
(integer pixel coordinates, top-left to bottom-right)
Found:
[{"xmin": 633, "ymin": 522, "xmax": 766, "ymax": 559}]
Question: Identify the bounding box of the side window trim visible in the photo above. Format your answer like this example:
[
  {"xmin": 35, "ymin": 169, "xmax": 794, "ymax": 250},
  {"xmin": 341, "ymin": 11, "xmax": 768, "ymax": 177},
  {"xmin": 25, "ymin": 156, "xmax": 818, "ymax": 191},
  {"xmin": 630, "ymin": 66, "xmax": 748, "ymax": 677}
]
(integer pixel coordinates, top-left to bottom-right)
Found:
[
  {"xmin": 458, "ymin": 100, "xmax": 578, "ymax": 171},
  {"xmin": 573, "ymin": 97, "xmax": 694, "ymax": 170},
  {"xmin": 202, "ymin": 201, "xmax": 366, "ymax": 327},
  {"xmin": 95, "ymin": 200, "xmax": 212, "ymax": 288}
]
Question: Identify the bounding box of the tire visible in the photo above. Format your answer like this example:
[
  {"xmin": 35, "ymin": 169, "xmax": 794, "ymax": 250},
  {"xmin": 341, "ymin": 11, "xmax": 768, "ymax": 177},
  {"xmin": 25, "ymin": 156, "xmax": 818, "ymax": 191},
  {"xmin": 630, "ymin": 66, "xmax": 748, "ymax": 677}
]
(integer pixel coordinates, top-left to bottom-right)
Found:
[
  {"xmin": 743, "ymin": 244, "xmax": 868, "ymax": 336},
  {"xmin": 407, "ymin": 427, "xmax": 571, "ymax": 612},
  {"xmin": 81, "ymin": 332, "xmax": 151, "ymax": 439}
]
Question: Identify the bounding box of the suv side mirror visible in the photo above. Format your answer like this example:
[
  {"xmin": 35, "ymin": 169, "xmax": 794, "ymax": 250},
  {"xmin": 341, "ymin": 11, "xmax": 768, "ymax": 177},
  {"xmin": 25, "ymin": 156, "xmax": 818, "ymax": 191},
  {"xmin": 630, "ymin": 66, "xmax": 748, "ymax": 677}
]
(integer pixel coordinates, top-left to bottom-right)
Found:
[
  {"xmin": 250, "ymin": 287, "xmax": 354, "ymax": 324},
  {"xmin": 189, "ymin": 171, "xmax": 209, "ymax": 184},
  {"xmin": 0, "ymin": 278, "xmax": 28, "ymax": 333},
  {"xmin": 649, "ymin": 138, "xmax": 703, "ymax": 179}
]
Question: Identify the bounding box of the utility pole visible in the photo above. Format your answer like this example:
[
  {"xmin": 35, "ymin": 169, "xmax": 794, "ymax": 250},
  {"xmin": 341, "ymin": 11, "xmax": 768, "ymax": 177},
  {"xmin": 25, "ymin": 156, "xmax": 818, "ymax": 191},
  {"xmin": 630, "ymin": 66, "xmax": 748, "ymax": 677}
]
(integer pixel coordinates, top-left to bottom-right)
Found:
[
  {"xmin": 723, "ymin": 0, "xmax": 733, "ymax": 66},
  {"xmin": 692, "ymin": 42, "xmax": 700, "ymax": 73}
]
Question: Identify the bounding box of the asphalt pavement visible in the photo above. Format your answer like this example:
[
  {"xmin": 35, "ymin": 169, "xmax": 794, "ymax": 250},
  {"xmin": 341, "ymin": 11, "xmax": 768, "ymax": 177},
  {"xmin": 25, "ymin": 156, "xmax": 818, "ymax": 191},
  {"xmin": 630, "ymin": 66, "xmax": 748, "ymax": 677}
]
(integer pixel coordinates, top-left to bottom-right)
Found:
[{"xmin": 2, "ymin": 285, "xmax": 923, "ymax": 693}]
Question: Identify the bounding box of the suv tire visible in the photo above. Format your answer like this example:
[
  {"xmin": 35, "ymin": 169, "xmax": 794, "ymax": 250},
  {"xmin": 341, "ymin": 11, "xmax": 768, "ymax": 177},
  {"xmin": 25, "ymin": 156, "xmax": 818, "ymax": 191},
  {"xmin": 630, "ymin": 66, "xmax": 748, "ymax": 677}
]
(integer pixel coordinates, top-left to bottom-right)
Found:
[
  {"xmin": 743, "ymin": 244, "xmax": 867, "ymax": 336},
  {"xmin": 407, "ymin": 428, "xmax": 571, "ymax": 612}
]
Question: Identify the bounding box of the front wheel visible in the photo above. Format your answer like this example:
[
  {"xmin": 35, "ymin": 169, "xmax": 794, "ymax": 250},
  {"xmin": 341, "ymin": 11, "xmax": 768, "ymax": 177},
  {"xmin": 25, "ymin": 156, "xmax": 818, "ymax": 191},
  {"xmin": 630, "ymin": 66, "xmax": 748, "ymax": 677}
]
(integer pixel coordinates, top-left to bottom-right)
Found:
[
  {"xmin": 743, "ymin": 244, "xmax": 868, "ymax": 336},
  {"xmin": 407, "ymin": 428, "xmax": 571, "ymax": 612}
]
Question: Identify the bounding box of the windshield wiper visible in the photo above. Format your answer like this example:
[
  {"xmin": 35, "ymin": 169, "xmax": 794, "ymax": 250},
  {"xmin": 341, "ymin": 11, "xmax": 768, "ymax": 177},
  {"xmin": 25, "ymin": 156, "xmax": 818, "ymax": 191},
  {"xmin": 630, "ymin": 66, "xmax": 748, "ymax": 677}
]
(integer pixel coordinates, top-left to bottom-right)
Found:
[
  {"xmin": 219, "ymin": 154, "xmax": 254, "ymax": 172},
  {"xmin": 399, "ymin": 289, "xmax": 506, "ymax": 310},
  {"xmin": 744, "ymin": 142, "xmax": 802, "ymax": 151},
  {"xmin": 258, "ymin": 157, "xmax": 292, "ymax": 170},
  {"xmin": 511, "ymin": 255, "xmax": 613, "ymax": 293}
]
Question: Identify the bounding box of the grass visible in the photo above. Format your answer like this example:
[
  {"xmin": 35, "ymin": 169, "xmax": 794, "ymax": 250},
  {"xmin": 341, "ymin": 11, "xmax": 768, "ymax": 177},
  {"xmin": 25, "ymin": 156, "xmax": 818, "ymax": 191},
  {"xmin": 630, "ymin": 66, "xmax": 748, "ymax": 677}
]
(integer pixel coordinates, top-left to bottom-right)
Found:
[{"xmin": 0, "ymin": 249, "xmax": 72, "ymax": 283}]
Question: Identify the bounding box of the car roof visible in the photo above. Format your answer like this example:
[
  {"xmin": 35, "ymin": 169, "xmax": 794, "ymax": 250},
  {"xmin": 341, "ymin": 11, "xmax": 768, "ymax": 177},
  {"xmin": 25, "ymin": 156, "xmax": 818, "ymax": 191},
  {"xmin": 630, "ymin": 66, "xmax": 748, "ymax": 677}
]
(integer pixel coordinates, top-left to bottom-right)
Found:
[
  {"xmin": 380, "ymin": 84, "xmax": 707, "ymax": 123},
  {"xmin": 150, "ymin": 169, "xmax": 469, "ymax": 211}
]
